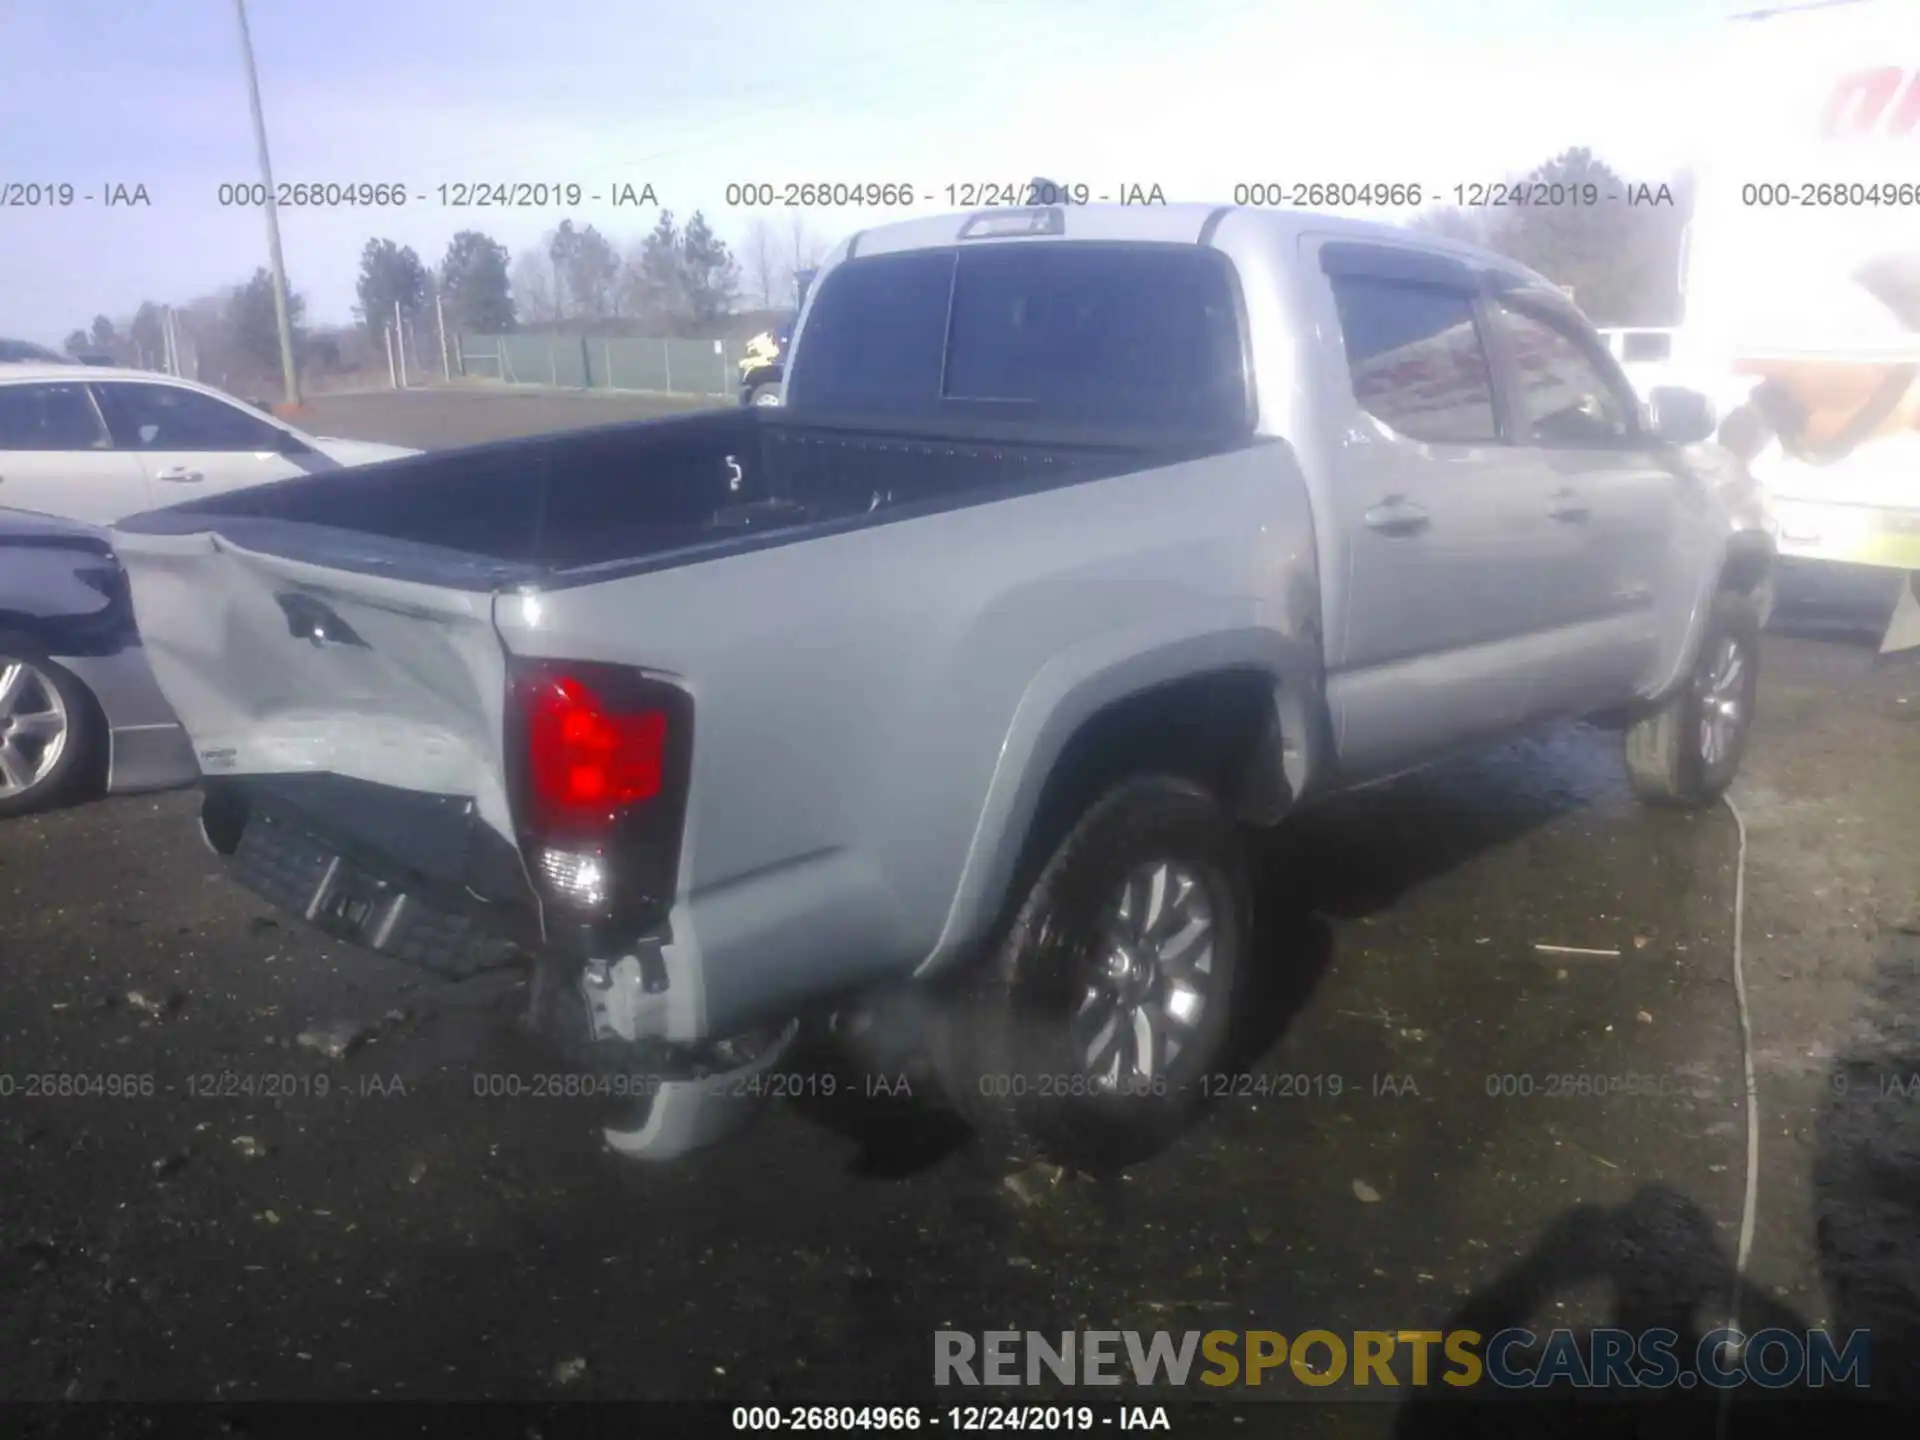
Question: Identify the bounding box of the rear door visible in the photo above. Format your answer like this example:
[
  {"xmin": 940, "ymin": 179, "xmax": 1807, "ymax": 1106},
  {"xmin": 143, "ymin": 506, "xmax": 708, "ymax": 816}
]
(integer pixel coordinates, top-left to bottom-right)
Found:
[
  {"xmin": 0, "ymin": 379, "xmax": 149, "ymax": 524},
  {"xmin": 93, "ymin": 379, "xmax": 309, "ymax": 503},
  {"xmin": 1483, "ymin": 289, "xmax": 1678, "ymax": 708},
  {"xmin": 1302, "ymin": 238, "xmax": 1567, "ymax": 780}
]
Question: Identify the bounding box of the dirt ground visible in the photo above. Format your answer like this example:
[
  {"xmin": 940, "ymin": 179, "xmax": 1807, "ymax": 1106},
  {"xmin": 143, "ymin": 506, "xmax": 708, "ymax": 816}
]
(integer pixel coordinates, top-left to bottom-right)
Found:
[{"xmin": 2, "ymin": 388, "xmax": 1916, "ymax": 1428}]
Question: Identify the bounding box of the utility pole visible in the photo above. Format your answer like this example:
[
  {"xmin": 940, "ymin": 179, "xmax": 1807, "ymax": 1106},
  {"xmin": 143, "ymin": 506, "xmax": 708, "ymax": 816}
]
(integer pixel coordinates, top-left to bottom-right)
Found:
[
  {"xmin": 233, "ymin": 0, "xmax": 301, "ymax": 407},
  {"xmin": 395, "ymin": 301, "xmax": 409, "ymax": 387}
]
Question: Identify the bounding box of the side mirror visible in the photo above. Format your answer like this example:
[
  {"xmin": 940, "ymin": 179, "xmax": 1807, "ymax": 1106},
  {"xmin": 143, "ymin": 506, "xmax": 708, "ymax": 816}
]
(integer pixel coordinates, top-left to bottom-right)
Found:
[{"xmin": 1647, "ymin": 386, "xmax": 1716, "ymax": 446}]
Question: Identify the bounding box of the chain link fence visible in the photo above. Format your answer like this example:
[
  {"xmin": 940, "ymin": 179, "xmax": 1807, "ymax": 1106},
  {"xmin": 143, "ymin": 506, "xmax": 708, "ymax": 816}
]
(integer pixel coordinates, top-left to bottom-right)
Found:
[{"xmin": 451, "ymin": 333, "xmax": 747, "ymax": 398}]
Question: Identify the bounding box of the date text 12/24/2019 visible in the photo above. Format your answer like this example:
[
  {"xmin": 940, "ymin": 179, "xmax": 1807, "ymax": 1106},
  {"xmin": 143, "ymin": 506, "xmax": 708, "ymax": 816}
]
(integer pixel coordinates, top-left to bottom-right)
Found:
[
  {"xmin": 211, "ymin": 182, "xmax": 662, "ymax": 208},
  {"xmin": 718, "ymin": 183, "xmax": 1170, "ymax": 208},
  {"xmin": 729, "ymin": 1404, "xmax": 1172, "ymax": 1431}
]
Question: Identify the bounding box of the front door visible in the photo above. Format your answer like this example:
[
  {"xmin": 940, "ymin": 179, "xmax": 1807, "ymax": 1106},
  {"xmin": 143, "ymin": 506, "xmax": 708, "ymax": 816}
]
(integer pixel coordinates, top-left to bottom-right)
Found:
[{"xmin": 1483, "ymin": 290, "xmax": 1680, "ymax": 712}]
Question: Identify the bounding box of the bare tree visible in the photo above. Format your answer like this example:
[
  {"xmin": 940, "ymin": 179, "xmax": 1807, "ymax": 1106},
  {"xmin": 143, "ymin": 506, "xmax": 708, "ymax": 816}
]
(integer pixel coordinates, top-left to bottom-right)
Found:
[
  {"xmin": 510, "ymin": 247, "xmax": 559, "ymax": 325},
  {"xmin": 743, "ymin": 218, "xmax": 782, "ymax": 308},
  {"xmin": 1405, "ymin": 205, "xmax": 1495, "ymax": 248},
  {"xmin": 781, "ymin": 214, "xmax": 829, "ymax": 307}
]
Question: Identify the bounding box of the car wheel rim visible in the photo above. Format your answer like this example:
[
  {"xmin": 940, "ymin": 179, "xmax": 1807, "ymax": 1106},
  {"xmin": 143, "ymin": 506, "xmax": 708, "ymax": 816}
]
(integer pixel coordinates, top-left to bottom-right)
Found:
[
  {"xmin": 1696, "ymin": 634, "xmax": 1747, "ymax": 769},
  {"xmin": 1069, "ymin": 860, "xmax": 1215, "ymax": 1091},
  {"xmin": 753, "ymin": 390, "xmax": 782, "ymax": 407},
  {"xmin": 0, "ymin": 660, "xmax": 70, "ymax": 800}
]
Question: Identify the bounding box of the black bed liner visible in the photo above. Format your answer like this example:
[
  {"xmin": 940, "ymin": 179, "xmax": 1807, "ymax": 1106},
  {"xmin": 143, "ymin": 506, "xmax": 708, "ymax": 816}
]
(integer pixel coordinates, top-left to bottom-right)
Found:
[{"xmin": 112, "ymin": 407, "xmax": 1254, "ymax": 592}]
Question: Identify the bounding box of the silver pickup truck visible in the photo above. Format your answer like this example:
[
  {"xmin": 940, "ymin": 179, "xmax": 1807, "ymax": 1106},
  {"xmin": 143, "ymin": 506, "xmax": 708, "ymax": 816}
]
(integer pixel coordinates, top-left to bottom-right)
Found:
[{"xmin": 110, "ymin": 204, "xmax": 1773, "ymax": 1170}]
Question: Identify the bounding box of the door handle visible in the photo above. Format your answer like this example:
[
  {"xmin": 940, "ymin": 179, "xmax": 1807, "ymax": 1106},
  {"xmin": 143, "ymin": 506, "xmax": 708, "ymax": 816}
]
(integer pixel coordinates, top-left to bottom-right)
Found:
[
  {"xmin": 1362, "ymin": 496, "xmax": 1431, "ymax": 535},
  {"xmin": 155, "ymin": 467, "xmax": 204, "ymax": 483},
  {"xmin": 1547, "ymin": 489, "xmax": 1590, "ymax": 522}
]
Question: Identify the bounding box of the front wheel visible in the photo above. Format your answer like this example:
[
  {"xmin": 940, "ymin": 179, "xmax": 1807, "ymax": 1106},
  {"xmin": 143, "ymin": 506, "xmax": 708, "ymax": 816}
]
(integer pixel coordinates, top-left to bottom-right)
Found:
[
  {"xmin": 937, "ymin": 775, "xmax": 1252, "ymax": 1171},
  {"xmin": 1625, "ymin": 599, "xmax": 1761, "ymax": 808}
]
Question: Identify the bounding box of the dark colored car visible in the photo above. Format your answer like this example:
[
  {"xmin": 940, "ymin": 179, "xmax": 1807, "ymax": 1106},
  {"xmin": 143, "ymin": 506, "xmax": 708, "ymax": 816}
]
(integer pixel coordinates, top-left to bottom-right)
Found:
[
  {"xmin": 0, "ymin": 507, "xmax": 197, "ymax": 817},
  {"xmin": 0, "ymin": 339, "xmax": 71, "ymax": 364},
  {"xmin": 0, "ymin": 339, "xmax": 112, "ymax": 366}
]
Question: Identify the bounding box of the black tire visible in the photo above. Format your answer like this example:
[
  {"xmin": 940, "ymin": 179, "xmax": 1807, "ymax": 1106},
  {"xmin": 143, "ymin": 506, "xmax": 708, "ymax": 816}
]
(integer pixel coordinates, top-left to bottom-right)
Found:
[
  {"xmin": 0, "ymin": 645, "xmax": 96, "ymax": 819},
  {"xmin": 1624, "ymin": 598, "xmax": 1761, "ymax": 808},
  {"xmin": 936, "ymin": 775, "xmax": 1252, "ymax": 1172},
  {"xmin": 745, "ymin": 382, "xmax": 782, "ymax": 409}
]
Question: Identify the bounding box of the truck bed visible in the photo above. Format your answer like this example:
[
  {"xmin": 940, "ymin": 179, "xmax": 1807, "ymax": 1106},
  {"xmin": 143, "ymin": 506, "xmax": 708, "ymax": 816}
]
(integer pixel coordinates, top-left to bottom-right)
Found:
[{"xmin": 114, "ymin": 407, "xmax": 1226, "ymax": 587}]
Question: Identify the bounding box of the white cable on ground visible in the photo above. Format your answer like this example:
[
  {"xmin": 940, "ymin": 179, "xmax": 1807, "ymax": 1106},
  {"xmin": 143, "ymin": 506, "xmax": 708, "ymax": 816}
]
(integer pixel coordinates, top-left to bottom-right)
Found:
[{"xmin": 1715, "ymin": 790, "xmax": 1760, "ymax": 1440}]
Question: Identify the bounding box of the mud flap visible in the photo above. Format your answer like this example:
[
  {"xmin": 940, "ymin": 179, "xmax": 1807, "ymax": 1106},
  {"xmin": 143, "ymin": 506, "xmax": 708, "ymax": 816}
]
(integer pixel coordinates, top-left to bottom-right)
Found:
[
  {"xmin": 601, "ymin": 1019, "xmax": 801, "ymax": 1162},
  {"xmin": 1881, "ymin": 572, "xmax": 1920, "ymax": 657}
]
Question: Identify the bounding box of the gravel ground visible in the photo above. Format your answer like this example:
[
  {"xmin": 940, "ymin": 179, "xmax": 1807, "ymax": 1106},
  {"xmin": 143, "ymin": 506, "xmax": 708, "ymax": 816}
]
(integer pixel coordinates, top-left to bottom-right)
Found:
[{"xmin": 2, "ymin": 388, "xmax": 1915, "ymax": 1428}]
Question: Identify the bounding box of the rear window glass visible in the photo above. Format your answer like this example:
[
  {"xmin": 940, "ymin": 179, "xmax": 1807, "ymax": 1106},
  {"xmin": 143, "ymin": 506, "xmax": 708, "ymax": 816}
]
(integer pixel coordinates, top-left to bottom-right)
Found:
[
  {"xmin": 786, "ymin": 243, "xmax": 1248, "ymax": 433},
  {"xmin": 786, "ymin": 253, "xmax": 953, "ymax": 412}
]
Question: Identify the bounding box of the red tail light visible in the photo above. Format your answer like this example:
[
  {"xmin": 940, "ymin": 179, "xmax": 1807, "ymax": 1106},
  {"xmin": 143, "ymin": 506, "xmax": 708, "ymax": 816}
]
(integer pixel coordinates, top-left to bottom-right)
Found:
[
  {"xmin": 523, "ymin": 673, "xmax": 668, "ymax": 829},
  {"xmin": 508, "ymin": 658, "xmax": 693, "ymax": 932}
]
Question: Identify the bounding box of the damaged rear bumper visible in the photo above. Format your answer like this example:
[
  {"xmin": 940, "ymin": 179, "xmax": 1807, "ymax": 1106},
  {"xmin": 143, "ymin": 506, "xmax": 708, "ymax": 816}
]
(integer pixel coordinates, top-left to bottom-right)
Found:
[{"xmin": 200, "ymin": 774, "xmax": 796, "ymax": 1159}]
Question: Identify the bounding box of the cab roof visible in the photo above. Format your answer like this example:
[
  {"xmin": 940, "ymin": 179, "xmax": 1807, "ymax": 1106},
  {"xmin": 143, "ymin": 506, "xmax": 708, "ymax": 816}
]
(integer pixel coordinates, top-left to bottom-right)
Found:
[{"xmin": 833, "ymin": 202, "xmax": 1550, "ymax": 288}]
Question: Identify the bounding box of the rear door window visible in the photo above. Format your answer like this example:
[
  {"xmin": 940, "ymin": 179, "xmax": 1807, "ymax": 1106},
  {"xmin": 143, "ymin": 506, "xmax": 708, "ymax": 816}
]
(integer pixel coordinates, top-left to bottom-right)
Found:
[
  {"xmin": 1328, "ymin": 275, "xmax": 1501, "ymax": 445},
  {"xmin": 0, "ymin": 382, "xmax": 111, "ymax": 450},
  {"xmin": 787, "ymin": 243, "xmax": 1249, "ymax": 433}
]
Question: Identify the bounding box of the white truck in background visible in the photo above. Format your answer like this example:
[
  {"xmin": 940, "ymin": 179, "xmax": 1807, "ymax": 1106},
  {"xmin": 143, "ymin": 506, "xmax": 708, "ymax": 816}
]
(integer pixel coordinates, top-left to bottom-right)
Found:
[
  {"xmin": 1672, "ymin": 0, "xmax": 1920, "ymax": 651},
  {"xmin": 1597, "ymin": 327, "xmax": 1679, "ymax": 402}
]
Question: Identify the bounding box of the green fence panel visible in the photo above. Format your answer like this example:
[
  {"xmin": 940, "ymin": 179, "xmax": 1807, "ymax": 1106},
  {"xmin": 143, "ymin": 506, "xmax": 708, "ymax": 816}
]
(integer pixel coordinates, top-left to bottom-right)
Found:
[
  {"xmin": 460, "ymin": 333, "xmax": 746, "ymax": 396},
  {"xmin": 664, "ymin": 337, "xmax": 735, "ymax": 396},
  {"xmin": 602, "ymin": 337, "xmax": 671, "ymax": 391}
]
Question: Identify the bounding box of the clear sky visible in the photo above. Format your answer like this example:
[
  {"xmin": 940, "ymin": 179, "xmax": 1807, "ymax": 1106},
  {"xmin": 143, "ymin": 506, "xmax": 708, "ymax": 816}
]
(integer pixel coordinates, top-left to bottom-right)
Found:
[{"xmin": 2, "ymin": 0, "xmax": 1729, "ymax": 345}]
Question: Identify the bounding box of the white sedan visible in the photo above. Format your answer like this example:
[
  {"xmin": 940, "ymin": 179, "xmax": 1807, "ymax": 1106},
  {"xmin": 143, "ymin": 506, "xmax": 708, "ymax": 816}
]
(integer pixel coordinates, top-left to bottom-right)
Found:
[{"xmin": 0, "ymin": 365, "xmax": 416, "ymax": 527}]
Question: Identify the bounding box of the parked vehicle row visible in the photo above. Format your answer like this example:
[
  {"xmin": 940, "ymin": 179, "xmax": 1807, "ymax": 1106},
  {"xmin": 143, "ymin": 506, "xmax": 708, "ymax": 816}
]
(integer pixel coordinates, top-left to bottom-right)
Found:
[{"xmin": 105, "ymin": 200, "xmax": 1772, "ymax": 1172}]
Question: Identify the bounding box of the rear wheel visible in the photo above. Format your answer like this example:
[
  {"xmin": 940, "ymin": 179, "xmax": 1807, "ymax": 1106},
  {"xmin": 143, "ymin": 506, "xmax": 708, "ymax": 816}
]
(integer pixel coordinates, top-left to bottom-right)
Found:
[
  {"xmin": 937, "ymin": 776, "xmax": 1251, "ymax": 1172},
  {"xmin": 1625, "ymin": 599, "xmax": 1761, "ymax": 808},
  {"xmin": 0, "ymin": 649, "xmax": 93, "ymax": 818},
  {"xmin": 746, "ymin": 382, "xmax": 783, "ymax": 408}
]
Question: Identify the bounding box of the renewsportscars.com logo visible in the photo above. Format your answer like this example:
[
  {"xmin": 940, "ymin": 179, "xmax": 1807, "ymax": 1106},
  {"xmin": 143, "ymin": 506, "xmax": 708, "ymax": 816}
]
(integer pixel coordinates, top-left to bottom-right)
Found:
[{"xmin": 933, "ymin": 1328, "xmax": 1872, "ymax": 1391}]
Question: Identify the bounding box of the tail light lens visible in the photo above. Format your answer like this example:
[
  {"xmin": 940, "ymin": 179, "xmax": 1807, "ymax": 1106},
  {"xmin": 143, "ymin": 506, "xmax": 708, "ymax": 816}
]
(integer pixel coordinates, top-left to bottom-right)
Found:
[
  {"xmin": 523, "ymin": 674, "xmax": 667, "ymax": 828},
  {"xmin": 507, "ymin": 659, "xmax": 693, "ymax": 935}
]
